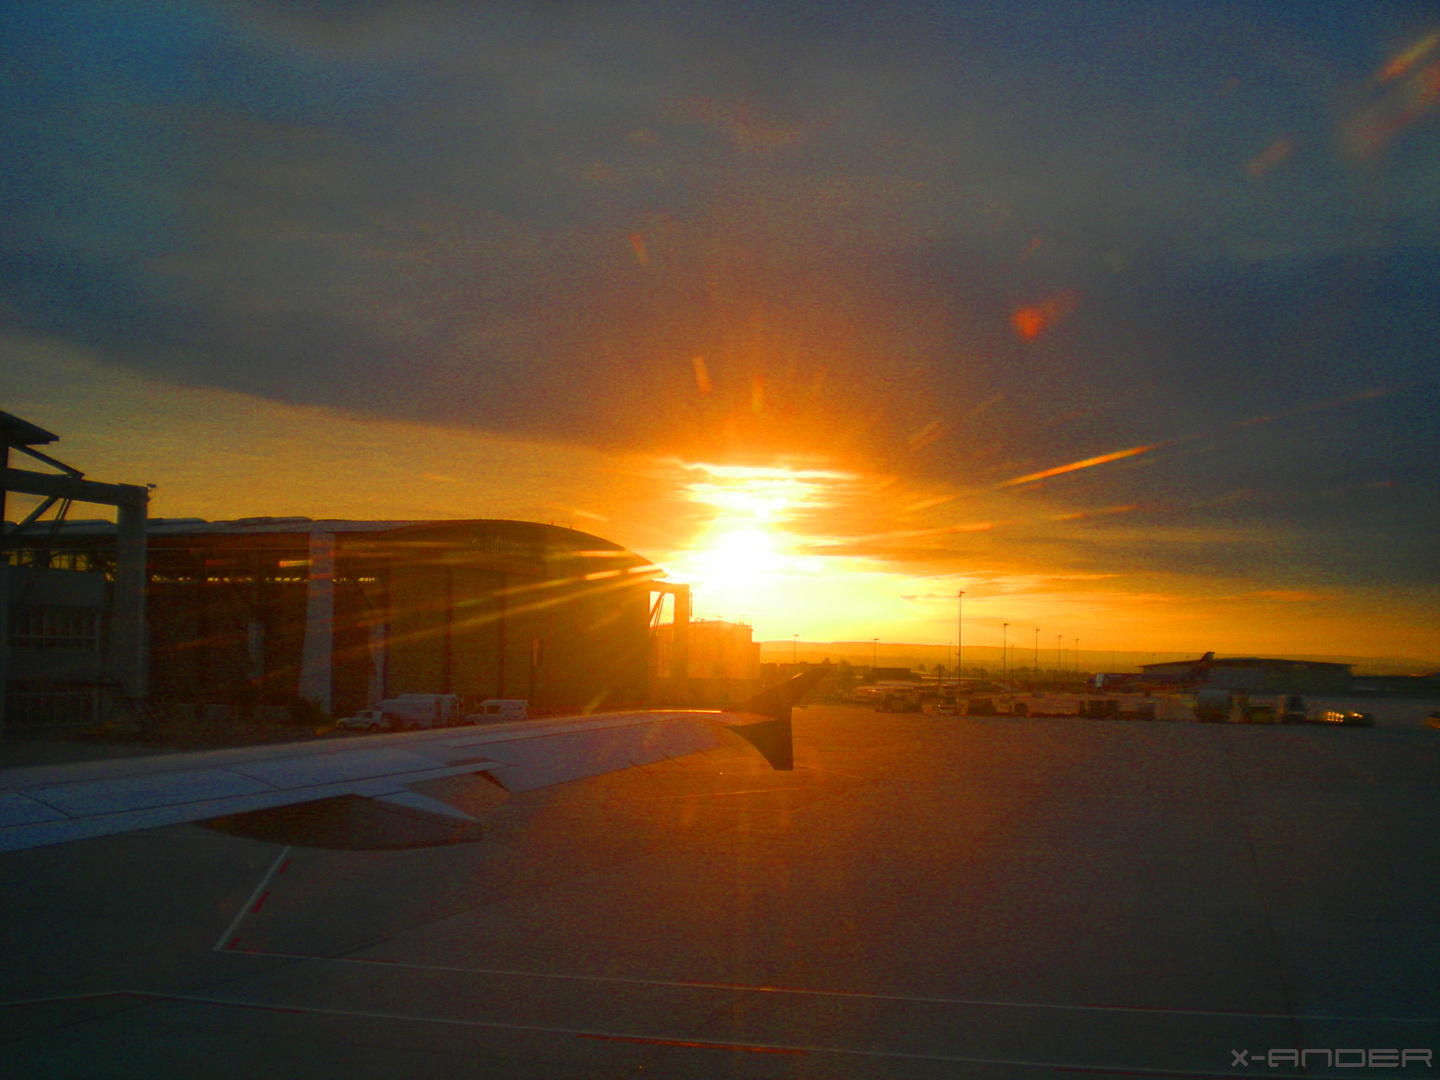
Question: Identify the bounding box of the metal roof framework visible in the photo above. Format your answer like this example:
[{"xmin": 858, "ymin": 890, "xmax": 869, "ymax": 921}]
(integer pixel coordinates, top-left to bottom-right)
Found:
[{"xmin": 1, "ymin": 412, "xmax": 151, "ymax": 733}]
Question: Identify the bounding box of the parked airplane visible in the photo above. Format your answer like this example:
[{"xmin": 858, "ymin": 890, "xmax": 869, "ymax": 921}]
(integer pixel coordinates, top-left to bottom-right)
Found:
[{"xmin": 0, "ymin": 669, "xmax": 826, "ymax": 854}]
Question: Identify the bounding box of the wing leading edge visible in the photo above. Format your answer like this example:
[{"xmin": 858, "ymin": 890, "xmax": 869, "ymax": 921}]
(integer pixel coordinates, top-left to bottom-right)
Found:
[{"xmin": 0, "ymin": 669, "xmax": 826, "ymax": 853}]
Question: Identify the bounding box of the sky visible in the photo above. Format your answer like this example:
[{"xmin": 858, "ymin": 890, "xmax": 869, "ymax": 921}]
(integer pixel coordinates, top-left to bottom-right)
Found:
[{"xmin": 2, "ymin": 1, "xmax": 1438, "ymax": 662}]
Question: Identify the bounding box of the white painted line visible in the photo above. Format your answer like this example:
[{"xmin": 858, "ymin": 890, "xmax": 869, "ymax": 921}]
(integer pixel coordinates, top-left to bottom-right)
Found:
[
  {"xmin": 220, "ymin": 949, "xmax": 1440, "ymax": 1024},
  {"xmin": 0, "ymin": 990, "xmax": 1307, "ymax": 1078},
  {"xmin": 212, "ymin": 846, "xmax": 292, "ymax": 953},
  {"xmin": 0, "ymin": 991, "xmax": 148, "ymax": 1006}
]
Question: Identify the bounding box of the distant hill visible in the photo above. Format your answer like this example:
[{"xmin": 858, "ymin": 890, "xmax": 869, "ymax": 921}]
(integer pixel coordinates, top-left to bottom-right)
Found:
[{"xmin": 759, "ymin": 641, "xmax": 1439, "ymax": 676}]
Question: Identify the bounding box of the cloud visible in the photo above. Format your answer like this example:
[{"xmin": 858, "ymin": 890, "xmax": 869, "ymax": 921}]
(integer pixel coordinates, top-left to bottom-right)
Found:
[{"xmin": 2, "ymin": 0, "xmax": 1437, "ymax": 620}]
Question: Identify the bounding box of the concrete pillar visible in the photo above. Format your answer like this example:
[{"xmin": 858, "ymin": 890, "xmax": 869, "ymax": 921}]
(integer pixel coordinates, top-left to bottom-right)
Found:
[
  {"xmin": 246, "ymin": 619, "xmax": 265, "ymax": 682},
  {"xmin": 0, "ymin": 562, "xmax": 9, "ymax": 735},
  {"xmin": 669, "ymin": 584, "xmax": 690, "ymax": 679},
  {"xmin": 109, "ymin": 496, "xmax": 149, "ymax": 698},
  {"xmin": 298, "ymin": 532, "xmax": 335, "ymax": 714},
  {"xmin": 366, "ymin": 621, "xmax": 385, "ymax": 707},
  {"xmin": 496, "ymin": 578, "xmax": 506, "ymax": 698}
]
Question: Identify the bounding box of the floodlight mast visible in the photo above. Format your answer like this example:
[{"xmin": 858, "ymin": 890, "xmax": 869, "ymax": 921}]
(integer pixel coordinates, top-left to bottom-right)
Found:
[{"xmin": 957, "ymin": 589, "xmax": 965, "ymax": 680}]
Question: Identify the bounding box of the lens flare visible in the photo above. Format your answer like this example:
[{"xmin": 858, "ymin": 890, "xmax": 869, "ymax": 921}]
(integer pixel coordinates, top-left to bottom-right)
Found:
[
  {"xmin": 1012, "ymin": 289, "xmax": 1079, "ymax": 340},
  {"xmin": 997, "ymin": 444, "xmax": 1158, "ymax": 489}
]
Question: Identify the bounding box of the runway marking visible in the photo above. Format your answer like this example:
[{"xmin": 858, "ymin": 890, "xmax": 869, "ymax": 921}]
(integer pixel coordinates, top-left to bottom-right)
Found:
[
  {"xmin": 211, "ymin": 845, "xmax": 292, "ymax": 953},
  {"xmin": 575, "ymin": 1031, "xmax": 806, "ymax": 1055},
  {"xmin": 0, "ymin": 990, "xmax": 1314, "ymax": 1078},
  {"xmin": 212, "ymin": 949, "xmax": 1440, "ymax": 1024}
]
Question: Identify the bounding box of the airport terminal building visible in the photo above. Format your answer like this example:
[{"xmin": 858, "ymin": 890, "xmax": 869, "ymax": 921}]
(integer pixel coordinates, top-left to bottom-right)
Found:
[
  {"xmin": 1140, "ymin": 654, "xmax": 1352, "ymax": 695},
  {"xmin": 4, "ymin": 517, "xmax": 659, "ymax": 727}
]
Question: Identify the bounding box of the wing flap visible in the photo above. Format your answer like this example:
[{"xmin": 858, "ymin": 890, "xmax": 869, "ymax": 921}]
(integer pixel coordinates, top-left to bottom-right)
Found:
[
  {"xmin": 26, "ymin": 768, "xmax": 275, "ymax": 817},
  {"xmin": 226, "ymin": 747, "xmax": 453, "ymax": 789},
  {"xmin": 482, "ymin": 715, "xmax": 725, "ymax": 793},
  {"xmin": 0, "ymin": 760, "xmax": 503, "ymax": 854},
  {"xmin": 0, "ymin": 791, "xmax": 69, "ymax": 826},
  {"xmin": 202, "ymin": 794, "xmax": 485, "ymax": 850},
  {"xmin": 372, "ymin": 791, "xmax": 480, "ymax": 824}
]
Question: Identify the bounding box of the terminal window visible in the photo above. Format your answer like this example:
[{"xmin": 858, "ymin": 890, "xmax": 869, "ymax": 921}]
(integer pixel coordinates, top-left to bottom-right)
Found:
[{"xmin": 8, "ymin": 607, "xmax": 100, "ymax": 650}]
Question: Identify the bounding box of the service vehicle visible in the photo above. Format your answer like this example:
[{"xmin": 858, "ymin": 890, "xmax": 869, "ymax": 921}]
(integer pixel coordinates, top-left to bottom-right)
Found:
[
  {"xmin": 336, "ymin": 708, "xmax": 387, "ymax": 732},
  {"xmin": 468, "ymin": 699, "xmax": 529, "ymax": 722},
  {"xmin": 1194, "ymin": 690, "xmax": 1316, "ymax": 725},
  {"xmin": 1276, "ymin": 695, "xmax": 1308, "ymax": 724},
  {"xmin": 377, "ymin": 693, "xmax": 464, "ymax": 730},
  {"xmin": 1195, "ymin": 688, "xmax": 1240, "ymax": 723},
  {"xmin": 1318, "ymin": 709, "xmax": 1375, "ymax": 727}
]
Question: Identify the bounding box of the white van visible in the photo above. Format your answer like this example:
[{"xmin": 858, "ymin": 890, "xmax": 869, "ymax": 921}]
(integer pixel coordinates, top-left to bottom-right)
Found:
[
  {"xmin": 336, "ymin": 708, "xmax": 387, "ymax": 732},
  {"xmin": 377, "ymin": 693, "xmax": 463, "ymax": 730},
  {"xmin": 468, "ymin": 699, "xmax": 529, "ymax": 723}
]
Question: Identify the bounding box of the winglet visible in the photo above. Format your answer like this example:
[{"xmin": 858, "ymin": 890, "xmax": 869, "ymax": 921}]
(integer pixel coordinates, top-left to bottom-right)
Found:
[{"xmin": 719, "ymin": 666, "xmax": 828, "ymax": 771}]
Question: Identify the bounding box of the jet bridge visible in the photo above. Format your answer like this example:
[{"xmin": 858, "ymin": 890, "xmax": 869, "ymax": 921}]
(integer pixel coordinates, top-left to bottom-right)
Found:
[
  {"xmin": 1, "ymin": 411, "xmax": 150, "ymax": 733},
  {"xmin": 648, "ymin": 580, "xmax": 691, "ymax": 679}
]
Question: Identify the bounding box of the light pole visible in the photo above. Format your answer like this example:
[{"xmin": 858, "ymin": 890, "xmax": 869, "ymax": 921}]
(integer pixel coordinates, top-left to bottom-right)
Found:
[
  {"xmin": 873, "ymin": 637, "xmax": 878, "ymax": 675},
  {"xmin": 1002, "ymin": 622, "xmax": 1009, "ymax": 680},
  {"xmin": 957, "ymin": 589, "xmax": 965, "ymax": 681},
  {"xmin": 1057, "ymin": 635, "xmax": 1062, "ymax": 680},
  {"xmin": 793, "ymin": 634, "xmax": 798, "ymax": 667}
]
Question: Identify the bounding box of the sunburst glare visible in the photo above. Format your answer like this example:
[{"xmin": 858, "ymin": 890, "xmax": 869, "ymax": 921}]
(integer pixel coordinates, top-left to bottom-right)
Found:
[{"xmin": 662, "ymin": 463, "xmax": 851, "ymax": 623}]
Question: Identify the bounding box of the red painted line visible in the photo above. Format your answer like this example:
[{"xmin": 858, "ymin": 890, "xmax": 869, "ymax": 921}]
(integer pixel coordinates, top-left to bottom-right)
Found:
[
  {"xmin": 576, "ymin": 1033, "xmax": 805, "ymax": 1055},
  {"xmin": 1052, "ymin": 1069, "xmax": 1295, "ymax": 1079},
  {"xmin": 227, "ymin": 936, "xmax": 241, "ymax": 950},
  {"xmin": 251, "ymin": 891, "xmax": 270, "ymax": 914},
  {"xmin": 277, "ymin": 859, "xmax": 291, "ymax": 875}
]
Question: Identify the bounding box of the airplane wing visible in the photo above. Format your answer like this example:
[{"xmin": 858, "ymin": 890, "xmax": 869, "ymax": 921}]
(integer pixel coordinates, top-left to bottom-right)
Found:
[{"xmin": 0, "ymin": 669, "xmax": 825, "ymax": 854}]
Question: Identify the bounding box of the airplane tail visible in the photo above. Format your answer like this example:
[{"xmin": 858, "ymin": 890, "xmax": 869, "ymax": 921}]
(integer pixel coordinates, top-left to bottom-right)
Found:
[{"xmin": 719, "ymin": 666, "xmax": 828, "ymax": 771}]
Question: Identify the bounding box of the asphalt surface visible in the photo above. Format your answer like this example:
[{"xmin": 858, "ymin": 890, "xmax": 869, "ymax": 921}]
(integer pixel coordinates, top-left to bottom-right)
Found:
[{"xmin": 1, "ymin": 704, "xmax": 1437, "ymax": 1079}]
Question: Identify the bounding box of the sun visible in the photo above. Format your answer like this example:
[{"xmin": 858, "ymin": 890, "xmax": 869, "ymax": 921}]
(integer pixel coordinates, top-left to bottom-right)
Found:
[
  {"xmin": 689, "ymin": 526, "xmax": 783, "ymax": 596},
  {"xmin": 661, "ymin": 460, "xmax": 861, "ymax": 626}
]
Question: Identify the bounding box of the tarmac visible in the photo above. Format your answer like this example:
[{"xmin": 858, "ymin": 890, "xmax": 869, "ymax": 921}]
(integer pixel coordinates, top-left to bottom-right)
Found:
[{"xmin": 1, "ymin": 702, "xmax": 1437, "ymax": 1078}]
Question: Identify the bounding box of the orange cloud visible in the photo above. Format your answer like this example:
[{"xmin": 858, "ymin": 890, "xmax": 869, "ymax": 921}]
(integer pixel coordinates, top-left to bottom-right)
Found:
[
  {"xmin": 664, "ymin": 97, "xmax": 811, "ymax": 150},
  {"xmin": 629, "ymin": 232, "xmax": 650, "ymax": 267}
]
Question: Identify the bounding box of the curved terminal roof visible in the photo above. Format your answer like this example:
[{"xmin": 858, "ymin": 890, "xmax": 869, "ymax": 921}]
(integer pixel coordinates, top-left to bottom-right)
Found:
[{"xmin": 8, "ymin": 518, "xmax": 660, "ymax": 582}]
